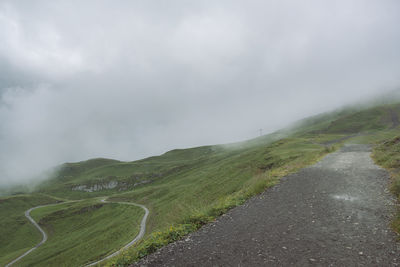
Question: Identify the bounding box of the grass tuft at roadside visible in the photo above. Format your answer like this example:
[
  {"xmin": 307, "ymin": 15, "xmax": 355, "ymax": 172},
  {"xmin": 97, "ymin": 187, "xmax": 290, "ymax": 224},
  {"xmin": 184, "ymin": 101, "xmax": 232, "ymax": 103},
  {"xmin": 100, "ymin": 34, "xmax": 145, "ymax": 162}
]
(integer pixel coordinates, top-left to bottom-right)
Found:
[{"xmin": 372, "ymin": 136, "xmax": 400, "ymax": 234}]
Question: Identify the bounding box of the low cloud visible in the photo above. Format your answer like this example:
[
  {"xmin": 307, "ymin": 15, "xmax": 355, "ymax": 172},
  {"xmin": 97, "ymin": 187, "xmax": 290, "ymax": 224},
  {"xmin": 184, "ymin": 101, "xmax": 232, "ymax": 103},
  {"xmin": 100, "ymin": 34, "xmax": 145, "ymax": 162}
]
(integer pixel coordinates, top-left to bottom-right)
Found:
[{"xmin": 0, "ymin": 0, "xmax": 399, "ymax": 186}]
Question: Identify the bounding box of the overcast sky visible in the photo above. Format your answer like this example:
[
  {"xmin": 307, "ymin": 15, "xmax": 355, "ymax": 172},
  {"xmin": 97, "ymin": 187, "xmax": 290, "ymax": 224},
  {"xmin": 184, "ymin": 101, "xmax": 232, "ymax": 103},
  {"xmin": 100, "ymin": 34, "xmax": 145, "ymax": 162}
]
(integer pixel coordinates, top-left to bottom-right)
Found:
[{"xmin": 1, "ymin": 0, "xmax": 400, "ymax": 186}]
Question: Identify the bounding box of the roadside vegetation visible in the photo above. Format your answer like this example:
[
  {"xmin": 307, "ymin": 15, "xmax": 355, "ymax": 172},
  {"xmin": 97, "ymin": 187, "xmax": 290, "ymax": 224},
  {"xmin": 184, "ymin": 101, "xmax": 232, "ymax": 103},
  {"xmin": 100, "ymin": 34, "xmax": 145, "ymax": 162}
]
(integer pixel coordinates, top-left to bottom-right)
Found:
[
  {"xmin": 105, "ymin": 136, "xmax": 337, "ymax": 266},
  {"xmin": 373, "ymin": 136, "xmax": 400, "ymax": 234},
  {"xmin": 1, "ymin": 102, "xmax": 399, "ymax": 266}
]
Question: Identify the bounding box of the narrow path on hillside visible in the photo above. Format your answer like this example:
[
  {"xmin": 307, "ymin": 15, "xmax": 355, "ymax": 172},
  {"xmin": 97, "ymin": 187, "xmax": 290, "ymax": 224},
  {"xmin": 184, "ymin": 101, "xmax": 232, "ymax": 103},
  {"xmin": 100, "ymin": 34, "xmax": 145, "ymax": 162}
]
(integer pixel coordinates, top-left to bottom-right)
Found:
[
  {"xmin": 136, "ymin": 144, "xmax": 400, "ymax": 266},
  {"xmin": 6, "ymin": 198, "xmax": 149, "ymax": 267},
  {"xmin": 85, "ymin": 199, "xmax": 149, "ymax": 266},
  {"xmin": 5, "ymin": 201, "xmax": 74, "ymax": 267}
]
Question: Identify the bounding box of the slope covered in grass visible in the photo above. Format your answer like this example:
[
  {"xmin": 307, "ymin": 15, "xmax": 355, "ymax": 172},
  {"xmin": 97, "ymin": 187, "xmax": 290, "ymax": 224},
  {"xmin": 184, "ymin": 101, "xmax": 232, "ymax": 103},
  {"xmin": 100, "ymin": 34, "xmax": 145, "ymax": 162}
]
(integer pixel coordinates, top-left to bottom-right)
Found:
[
  {"xmin": 294, "ymin": 103, "xmax": 400, "ymax": 135},
  {"xmin": 17, "ymin": 199, "xmax": 144, "ymax": 266},
  {"xmin": 105, "ymin": 136, "xmax": 338, "ymax": 266},
  {"xmin": 36, "ymin": 147, "xmax": 226, "ymax": 200},
  {"xmin": 0, "ymin": 194, "xmax": 59, "ymax": 265},
  {"xmin": 2, "ymin": 101, "xmax": 400, "ymax": 266},
  {"xmin": 373, "ymin": 136, "xmax": 400, "ymax": 233},
  {"xmin": 103, "ymin": 102, "xmax": 400, "ymax": 265},
  {"xmin": 35, "ymin": 103, "xmax": 400, "ymax": 198},
  {"xmin": 320, "ymin": 105, "xmax": 397, "ymax": 134}
]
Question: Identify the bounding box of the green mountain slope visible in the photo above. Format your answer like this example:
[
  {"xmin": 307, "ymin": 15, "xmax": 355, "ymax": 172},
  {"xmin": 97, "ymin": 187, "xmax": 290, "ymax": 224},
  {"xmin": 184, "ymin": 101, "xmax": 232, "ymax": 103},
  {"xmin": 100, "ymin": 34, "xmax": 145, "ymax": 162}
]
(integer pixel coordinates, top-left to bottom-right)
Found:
[
  {"xmin": 1, "ymin": 101, "xmax": 399, "ymax": 266},
  {"xmin": 373, "ymin": 135, "xmax": 400, "ymax": 233},
  {"xmin": 0, "ymin": 194, "xmax": 60, "ymax": 265},
  {"xmin": 19, "ymin": 199, "xmax": 144, "ymax": 266},
  {"xmin": 38, "ymin": 102, "xmax": 400, "ymax": 198}
]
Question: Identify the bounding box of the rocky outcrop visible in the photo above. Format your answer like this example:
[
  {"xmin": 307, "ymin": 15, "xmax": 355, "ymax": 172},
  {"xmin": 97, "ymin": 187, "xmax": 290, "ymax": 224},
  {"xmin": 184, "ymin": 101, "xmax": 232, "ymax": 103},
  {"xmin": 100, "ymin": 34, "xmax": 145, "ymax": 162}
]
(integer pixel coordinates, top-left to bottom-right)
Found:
[
  {"xmin": 71, "ymin": 181, "xmax": 118, "ymax": 192},
  {"xmin": 71, "ymin": 179, "xmax": 153, "ymax": 192}
]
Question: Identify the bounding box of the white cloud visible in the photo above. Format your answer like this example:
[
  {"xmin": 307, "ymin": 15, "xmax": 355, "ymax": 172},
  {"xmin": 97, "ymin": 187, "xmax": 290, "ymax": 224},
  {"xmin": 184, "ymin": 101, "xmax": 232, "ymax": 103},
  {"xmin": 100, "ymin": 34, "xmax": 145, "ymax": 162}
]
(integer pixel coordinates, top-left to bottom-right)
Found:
[
  {"xmin": 0, "ymin": 0, "xmax": 399, "ymax": 185},
  {"xmin": 0, "ymin": 4, "xmax": 86, "ymax": 78}
]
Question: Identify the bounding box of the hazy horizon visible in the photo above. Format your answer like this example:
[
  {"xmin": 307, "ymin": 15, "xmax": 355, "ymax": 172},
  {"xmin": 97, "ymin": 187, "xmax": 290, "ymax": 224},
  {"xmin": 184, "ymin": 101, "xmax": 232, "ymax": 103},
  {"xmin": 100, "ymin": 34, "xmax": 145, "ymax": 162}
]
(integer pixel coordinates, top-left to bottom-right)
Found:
[{"xmin": 1, "ymin": 0, "xmax": 400, "ymax": 186}]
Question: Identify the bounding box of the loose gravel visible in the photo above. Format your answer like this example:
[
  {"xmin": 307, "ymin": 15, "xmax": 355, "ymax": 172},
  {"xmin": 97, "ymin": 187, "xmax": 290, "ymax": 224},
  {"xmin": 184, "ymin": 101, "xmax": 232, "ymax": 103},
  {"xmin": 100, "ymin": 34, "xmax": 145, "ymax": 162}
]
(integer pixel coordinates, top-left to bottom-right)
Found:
[{"xmin": 135, "ymin": 144, "xmax": 399, "ymax": 266}]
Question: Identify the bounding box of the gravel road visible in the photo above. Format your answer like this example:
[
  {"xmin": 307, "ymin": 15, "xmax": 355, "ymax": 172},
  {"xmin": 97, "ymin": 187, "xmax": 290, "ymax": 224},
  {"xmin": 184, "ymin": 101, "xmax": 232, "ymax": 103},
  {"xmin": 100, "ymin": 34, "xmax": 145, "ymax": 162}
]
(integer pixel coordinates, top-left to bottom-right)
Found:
[{"xmin": 135, "ymin": 144, "xmax": 399, "ymax": 266}]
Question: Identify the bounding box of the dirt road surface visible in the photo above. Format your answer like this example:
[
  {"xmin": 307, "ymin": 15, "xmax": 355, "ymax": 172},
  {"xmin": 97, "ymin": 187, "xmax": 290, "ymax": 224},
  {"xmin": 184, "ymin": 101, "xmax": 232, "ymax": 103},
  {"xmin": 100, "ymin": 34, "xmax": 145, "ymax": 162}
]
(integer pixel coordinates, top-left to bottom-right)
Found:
[{"xmin": 136, "ymin": 144, "xmax": 399, "ymax": 266}]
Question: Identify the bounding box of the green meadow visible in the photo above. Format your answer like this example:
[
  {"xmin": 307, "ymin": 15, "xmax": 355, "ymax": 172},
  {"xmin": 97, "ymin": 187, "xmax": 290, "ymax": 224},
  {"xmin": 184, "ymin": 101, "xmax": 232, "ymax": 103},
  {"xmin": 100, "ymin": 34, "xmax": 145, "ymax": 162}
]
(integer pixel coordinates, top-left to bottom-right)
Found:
[{"xmin": 1, "ymin": 102, "xmax": 399, "ymax": 266}]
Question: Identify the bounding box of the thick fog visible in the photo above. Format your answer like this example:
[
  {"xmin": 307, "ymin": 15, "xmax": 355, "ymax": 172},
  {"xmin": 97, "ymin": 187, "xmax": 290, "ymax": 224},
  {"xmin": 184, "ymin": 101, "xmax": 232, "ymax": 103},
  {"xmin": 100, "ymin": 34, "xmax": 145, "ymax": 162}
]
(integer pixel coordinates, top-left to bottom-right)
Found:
[{"xmin": 1, "ymin": 0, "xmax": 400, "ymax": 186}]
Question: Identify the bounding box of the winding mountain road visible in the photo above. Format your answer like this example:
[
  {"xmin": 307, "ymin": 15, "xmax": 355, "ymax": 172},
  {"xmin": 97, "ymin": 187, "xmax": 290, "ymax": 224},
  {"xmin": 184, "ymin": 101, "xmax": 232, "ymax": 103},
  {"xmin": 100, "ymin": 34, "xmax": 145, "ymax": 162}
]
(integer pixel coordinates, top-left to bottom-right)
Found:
[
  {"xmin": 5, "ymin": 198, "xmax": 149, "ymax": 267},
  {"xmin": 136, "ymin": 144, "xmax": 400, "ymax": 266},
  {"xmin": 85, "ymin": 199, "xmax": 149, "ymax": 266},
  {"xmin": 5, "ymin": 203, "xmax": 65, "ymax": 267}
]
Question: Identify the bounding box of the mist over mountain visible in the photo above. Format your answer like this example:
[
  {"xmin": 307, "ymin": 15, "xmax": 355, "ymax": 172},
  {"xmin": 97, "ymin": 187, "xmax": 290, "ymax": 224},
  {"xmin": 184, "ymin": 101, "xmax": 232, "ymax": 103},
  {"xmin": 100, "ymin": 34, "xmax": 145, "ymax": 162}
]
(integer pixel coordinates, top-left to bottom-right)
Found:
[{"xmin": 1, "ymin": 0, "xmax": 400, "ymax": 186}]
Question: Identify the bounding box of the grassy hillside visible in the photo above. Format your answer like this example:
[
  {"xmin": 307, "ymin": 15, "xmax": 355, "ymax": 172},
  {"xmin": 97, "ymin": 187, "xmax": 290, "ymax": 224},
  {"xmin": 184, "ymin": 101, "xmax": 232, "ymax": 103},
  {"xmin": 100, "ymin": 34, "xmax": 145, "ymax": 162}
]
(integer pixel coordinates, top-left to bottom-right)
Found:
[
  {"xmin": 104, "ymin": 136, "xmax": 337, "ymax": 266},
  {"xmin": 36, "ymin": 149, "xmax": 223, "ymax": 200},
  {"xmin": 372, "ymin": 136, "xmax": 400, "ymax": 233},
  {"xmin": 0, "ymin": 194, "xmax": 60, "ymax": 265},
  {"xmin": 18, "ymin": 199, "xmax": 144, "ymax": 266},
  {"xmin": 320, "ymin": 105, "xmax": 398, "ymax": 134},
  {"xmin": 103, "ymin": 102, "xmax": 400, "ymax": 266},
  {"xmin": 35, "ymin": 103, "xmax": 400, "ymax": 199},
  {"xmin": 1, "ymin": 102, "xmax": 399, "ymax": 266}
]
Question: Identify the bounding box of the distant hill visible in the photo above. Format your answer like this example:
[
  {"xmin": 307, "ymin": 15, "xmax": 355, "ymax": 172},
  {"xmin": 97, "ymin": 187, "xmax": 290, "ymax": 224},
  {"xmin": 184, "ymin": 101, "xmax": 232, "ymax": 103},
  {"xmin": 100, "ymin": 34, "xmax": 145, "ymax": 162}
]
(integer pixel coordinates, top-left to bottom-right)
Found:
[
  {"xmin": 1, "ymin": 99, "xmax": 399, "ymax": 266},
  {"xmin": 32, "ymin": 101, "xmax": 400, "ymax": 199}
]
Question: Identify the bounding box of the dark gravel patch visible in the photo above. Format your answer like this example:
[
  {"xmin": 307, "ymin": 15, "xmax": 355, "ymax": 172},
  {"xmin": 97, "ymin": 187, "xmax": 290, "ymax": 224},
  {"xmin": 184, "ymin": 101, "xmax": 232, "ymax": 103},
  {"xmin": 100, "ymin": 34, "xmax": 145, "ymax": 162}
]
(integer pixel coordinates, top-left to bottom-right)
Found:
[{"xmin": 135, "ymin": 144, "xmax": 399, "ymax": 266}]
